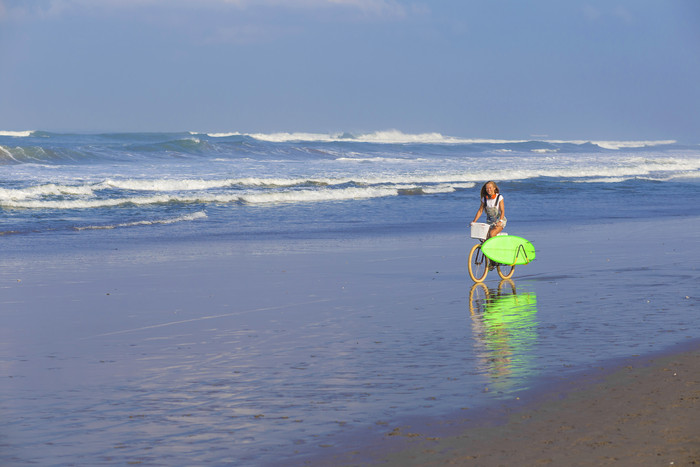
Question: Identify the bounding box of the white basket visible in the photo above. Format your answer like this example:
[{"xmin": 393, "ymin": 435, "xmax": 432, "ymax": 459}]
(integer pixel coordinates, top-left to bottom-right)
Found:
[{"xmin": 470, "ymin": 222, "xmax": 490, "ymax": 240}]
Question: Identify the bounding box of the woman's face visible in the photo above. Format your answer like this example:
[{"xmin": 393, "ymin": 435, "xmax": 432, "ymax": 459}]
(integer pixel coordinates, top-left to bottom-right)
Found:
[{"xmin": 485, "ymin": 183, "xmax": 496, "ymax": 196}]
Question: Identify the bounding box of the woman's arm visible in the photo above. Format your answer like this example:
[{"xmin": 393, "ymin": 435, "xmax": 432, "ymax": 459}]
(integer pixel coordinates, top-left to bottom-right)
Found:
[
  {"xmin": 498, "ymin": 198, "xmax": 505, "ymax": 223},
  {"xmin": 472, "ymin": 202, "xmax": 484, "ymax": 223}
]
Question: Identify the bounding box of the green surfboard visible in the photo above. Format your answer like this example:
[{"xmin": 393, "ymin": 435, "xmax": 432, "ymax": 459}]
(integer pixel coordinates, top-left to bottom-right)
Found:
[{"xmin": 481, "ymin": 235, "xmax": 536, "ymax": 265}]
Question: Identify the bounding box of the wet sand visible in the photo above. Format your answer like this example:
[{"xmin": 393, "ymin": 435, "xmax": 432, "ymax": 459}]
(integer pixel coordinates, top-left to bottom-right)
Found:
[{"xmin": 318, "ymin": 342, "xmax": 700, "ymax": 466}]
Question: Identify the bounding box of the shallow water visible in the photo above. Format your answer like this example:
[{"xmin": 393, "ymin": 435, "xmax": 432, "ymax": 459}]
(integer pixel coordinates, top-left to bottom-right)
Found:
[{"xmin": 1, "ymin": 217, "xmax": 698, "ymax": 465}]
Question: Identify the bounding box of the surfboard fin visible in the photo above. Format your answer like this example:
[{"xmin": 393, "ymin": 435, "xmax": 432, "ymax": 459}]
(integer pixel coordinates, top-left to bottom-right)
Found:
[{"xmin": 515, "ymin": 244, "xmax": 533, "ymax": 265}]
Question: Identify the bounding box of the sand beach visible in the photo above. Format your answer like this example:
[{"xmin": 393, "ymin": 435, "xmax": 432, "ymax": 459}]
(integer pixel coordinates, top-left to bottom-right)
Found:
[{"xmin": 316, "ymin": 342, "xmax": 700, "ymax": 466}]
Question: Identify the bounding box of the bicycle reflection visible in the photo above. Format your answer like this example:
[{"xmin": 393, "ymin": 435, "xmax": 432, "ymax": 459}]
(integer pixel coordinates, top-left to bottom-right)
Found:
[{"xmin": 469, "ymin": 280, "xmax": 538, "ymax": 392}]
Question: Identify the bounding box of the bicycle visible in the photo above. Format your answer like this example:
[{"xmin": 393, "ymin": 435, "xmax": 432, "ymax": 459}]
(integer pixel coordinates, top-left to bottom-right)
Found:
[{"xmin": 468, "ymin": 222, "xmax": 515, "ymax": 283}]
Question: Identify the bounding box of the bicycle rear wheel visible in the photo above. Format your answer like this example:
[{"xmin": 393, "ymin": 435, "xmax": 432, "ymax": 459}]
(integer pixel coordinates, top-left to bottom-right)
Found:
[
  {"xmin": 468, "ymin": 243, "xmax": 489, "ymax": 282},
  {"xmin": 497, "ymin": 263, "xmax": 515, "ymax": 279}
]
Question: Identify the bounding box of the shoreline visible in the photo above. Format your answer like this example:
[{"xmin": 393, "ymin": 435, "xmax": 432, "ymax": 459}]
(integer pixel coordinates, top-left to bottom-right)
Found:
[
  {"xmin": 2, "ymin": 212, "xmax": 696, "ymax": 261},
  {"xmin": 309, "ymin": 340, "xmax": 700, "ymax": 466}
]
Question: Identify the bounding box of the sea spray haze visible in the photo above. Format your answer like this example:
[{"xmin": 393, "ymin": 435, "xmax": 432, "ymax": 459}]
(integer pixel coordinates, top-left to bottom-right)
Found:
[{"xmin": 1, "ymin": 130, "xmax": 699, "ymax": 250}]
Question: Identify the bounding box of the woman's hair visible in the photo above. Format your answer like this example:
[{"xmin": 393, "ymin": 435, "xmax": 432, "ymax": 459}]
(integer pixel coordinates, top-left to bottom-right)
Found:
[{"xmin": 480, "ymin": 181, "xmax": 500, "ymax": 199}]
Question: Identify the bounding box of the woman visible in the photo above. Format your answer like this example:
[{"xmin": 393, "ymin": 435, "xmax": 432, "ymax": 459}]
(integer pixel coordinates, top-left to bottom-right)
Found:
[{"xmin": 471, "ymin": 181, "xmax": 506, "ymax": 239}]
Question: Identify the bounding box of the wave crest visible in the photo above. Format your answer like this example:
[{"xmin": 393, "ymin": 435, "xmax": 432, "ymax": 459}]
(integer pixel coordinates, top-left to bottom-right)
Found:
[
  {"xmin": 0, "ymin": 130, "xmax": 34, "ymax": 137},
  {"xmin": 204, "ymin": 129, "xmax": 678, "ymax": 148}
]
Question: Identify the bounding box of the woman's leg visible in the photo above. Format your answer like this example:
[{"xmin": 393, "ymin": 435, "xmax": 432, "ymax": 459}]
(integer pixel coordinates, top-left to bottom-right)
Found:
[{"xmin": 487, "ymin": 223, "xmax": 504, "ymax": 239}]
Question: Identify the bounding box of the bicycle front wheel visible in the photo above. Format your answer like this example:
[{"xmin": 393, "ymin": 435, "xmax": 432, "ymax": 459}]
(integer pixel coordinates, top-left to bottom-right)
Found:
[{"xmin": 468, "ymin": 243, "xmax": 489, "ymax": 283}]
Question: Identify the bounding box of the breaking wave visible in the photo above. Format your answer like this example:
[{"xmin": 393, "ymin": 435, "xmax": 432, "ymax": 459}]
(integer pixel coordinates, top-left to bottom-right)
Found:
[
  {"xmin": 206, "ymin": 129, "xmax": 678, "ymax": 149},
  {"xmin": 0, "ymin": 130, "xmax": 691, "ymax": 168},
  {"xmin": 1, "ymin": 130, "xmax": 698, "ymax": 237},
  {"xmin": 0, "ymin": 130, "xmax": 34, "ymax": 137},
  {"xmin": 0, "ymin": 179, "xmax": 475, "ymax": 210}
]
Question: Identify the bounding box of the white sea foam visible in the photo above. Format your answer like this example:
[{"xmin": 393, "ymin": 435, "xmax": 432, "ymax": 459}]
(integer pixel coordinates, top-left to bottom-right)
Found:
[
  {"xmin": 394, "ymin": 183, "xmax": 459, "ymax": 195},
  {"xmin": 422, "ymin": 184, "xmax": 458, "ymax": 194},
  {"xmin": 239, "ymin": 186, "xmax": 400, "ymax": 204},
  {"xmin": 207, "ymin": 130, "xmax": 528, "ymax": 145},
  {"xmin": 335, "ymin": 156, "xmax": 417, "ymax": 162},
  {"xmin": 571, "ymin": 177, "xmax": 633, "ymax": 183},
  {"xmin": 97, "ymin": 176, "xmax": 473, "ymax": 191},
  {"xmin": 226, "ymin": 177, "xmax": 331, "ymax": 187},
  {"xmin": 2, "ymin": 195, "xmax": 177, "ymax": 209},
  {"xmin": 206, "ymin": 132, "xmax": 239, "ymax": 138},
  {"xmin": 99, "ymin": 178, "xmax": 236, "ymax": 192},
  {"xmin": 537, "ymin": 139, "xmax": 677, "ymax": 150},
  {"xmin": 2, "ymin": 153, "xmax": 697, "ymax": 211},
  {"xmin": 0, "ymin": 130, "xmax": 33, "ymax": 137},
  {"xmin": 591, "ymin": 140, "xmax": 677, "ymax": 150},
  {"xmin": 245, "ymin": 132, "xmax": 338, "ymax": 143},
  {"xmin": 203, "ymin": 129, "xmax": 679, "ymax": 149},
  {"xmin": 666, "ymin": 172, "xmax": 700, "ymax": 180},
  {"xmin": 75, "ymin": 211, "xmax": 207, "ymax": 230},
  {"xmin": 570, "ymin": 170, "xmax": 700, "ymax": 183},
  {"xmin": 347, "ymin": 130, "xmax": 471, "ymax": 144},
  {"xmin": 97, "ymin": 177, "xmax": 330, "ymax": 191},
  {"xmin": 0, "ymin": 184, "xmax": 438, "ymax": 209},
  {"xmin": 4, "ymin": 156, "xmax": 698, "ymax": 210},
  {"xmin": 0, "ymin": 183, "xmax": 94, "ymax": 201}
]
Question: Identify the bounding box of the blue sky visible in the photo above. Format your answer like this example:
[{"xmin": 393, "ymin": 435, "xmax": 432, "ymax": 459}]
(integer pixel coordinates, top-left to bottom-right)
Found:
[{"xmin": 1, "ymin": 0, "xmax": 699, "ymax": 141}]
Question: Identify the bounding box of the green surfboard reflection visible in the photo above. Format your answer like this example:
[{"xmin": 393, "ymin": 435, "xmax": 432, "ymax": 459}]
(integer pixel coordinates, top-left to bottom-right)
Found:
[{"xmin": 469, "ymin": 280, "xmax": 539, "ymax": 393}]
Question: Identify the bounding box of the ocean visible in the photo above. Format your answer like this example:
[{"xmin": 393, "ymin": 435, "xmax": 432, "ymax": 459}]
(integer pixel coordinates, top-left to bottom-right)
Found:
[
  {"xmin": 2, "ymin": 130, "xmax": 700, "ymax": 465},
  {"xmin": 2, "ymin": 130, "xmax": 699, "ymax": 250}
]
